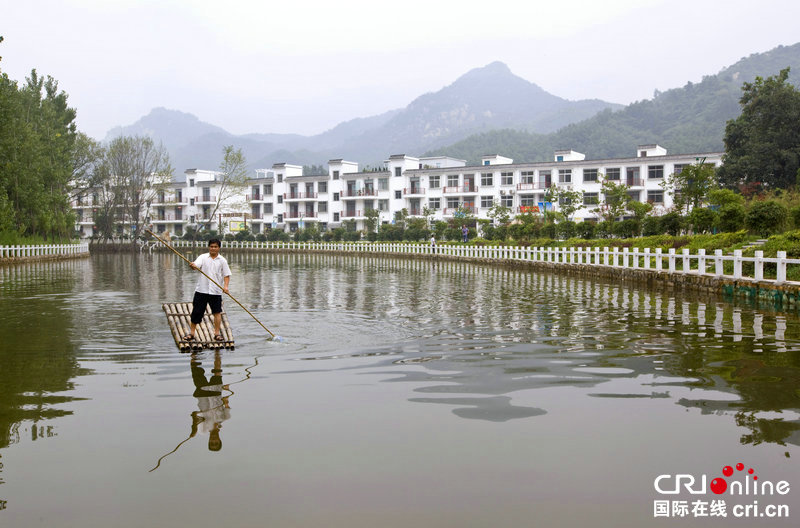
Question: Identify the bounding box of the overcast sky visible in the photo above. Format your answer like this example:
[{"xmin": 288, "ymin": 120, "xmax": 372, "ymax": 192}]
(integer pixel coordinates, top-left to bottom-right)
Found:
[{"xmin": 2, "ymin": 0, "xmax": 799, "ymax": 140}]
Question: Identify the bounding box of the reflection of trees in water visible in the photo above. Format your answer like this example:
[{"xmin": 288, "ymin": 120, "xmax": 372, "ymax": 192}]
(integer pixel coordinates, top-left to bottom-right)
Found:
[
  {"xmin": 0, "ymin": 261, "xmax": 85, "ymax": 449},
  {"xmin": 229, "ymin": 253, "xmax": 800, "ymax": 442}
]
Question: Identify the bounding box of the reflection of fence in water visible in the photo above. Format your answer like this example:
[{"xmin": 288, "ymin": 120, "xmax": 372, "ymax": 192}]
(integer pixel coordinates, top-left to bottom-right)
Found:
[{"xmin": 225, "ymin": 252, "xmax": 798, "ymax": 351}]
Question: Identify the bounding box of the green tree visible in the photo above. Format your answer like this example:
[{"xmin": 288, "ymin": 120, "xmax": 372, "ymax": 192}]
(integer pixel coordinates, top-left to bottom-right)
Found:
[
  {"xmin": 688, "ymin": 207, "xmax": 718, "ymax": 234},
  {"xmin": 487, "ymin": 200, "xmax": 512, "ymax": 227},
  {"xmin": 599, "ymin": 178, "xmax": 630, "ymax": 222},
  {"xmin": 556, "ymin": 188, "xmax": 585, "ymax": 221},
  {"xmin": 364, "ymin": 208, "xmax": 380, "ymax": 235},
  {"xmin": 718, "ymin": 68, "xmax": 800, "ymax": 190},
  {"xmin": 662, "ymin": 161, "xmax": 717, "ymax": 214}
]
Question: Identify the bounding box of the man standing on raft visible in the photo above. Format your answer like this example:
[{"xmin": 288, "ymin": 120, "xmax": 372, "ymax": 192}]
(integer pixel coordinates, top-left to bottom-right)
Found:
[{"xmin": 184, "ymin": 238, "xmax": 231, "ymax": 342}]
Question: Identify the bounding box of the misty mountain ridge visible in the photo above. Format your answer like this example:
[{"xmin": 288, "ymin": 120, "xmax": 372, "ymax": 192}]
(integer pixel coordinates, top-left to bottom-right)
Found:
[
  {"xmin": 105, "ymin": 61, "xmax": 621, "ymax": 172},
  {"xmin": 105, "ymin": 43, "xmax": 800, "ymax": 173},
  {"xmin": 422, "ymin": 42, "xmax": 800, "ymax": 164}
]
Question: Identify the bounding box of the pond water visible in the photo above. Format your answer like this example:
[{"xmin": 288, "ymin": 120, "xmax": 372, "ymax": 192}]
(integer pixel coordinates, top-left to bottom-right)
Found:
[{"xmin": 1, "ymin": 252, "xmax": 799, "ymax": 527}]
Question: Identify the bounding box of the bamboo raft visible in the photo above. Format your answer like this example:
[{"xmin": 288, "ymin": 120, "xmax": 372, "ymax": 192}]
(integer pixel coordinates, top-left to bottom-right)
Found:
[{"xmin": 162, "ymin": 302, "xmax": 235, "ymax": 351}]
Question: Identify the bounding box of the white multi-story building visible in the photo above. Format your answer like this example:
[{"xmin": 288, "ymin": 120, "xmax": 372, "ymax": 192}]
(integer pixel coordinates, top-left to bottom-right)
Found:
[{"xmin": 72, "ymin": 144, "xmax": 724, "ymax": 237}]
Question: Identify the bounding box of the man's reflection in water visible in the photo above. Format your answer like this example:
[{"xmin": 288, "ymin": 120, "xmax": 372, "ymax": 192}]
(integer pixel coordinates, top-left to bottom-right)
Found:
[
  {"xmin": 190, "ymin": 351, "xmax": 231, "ymax": 451},
  {"xmin": 150, "ymin": 350, "xmax": 237, "ymax": 472}
]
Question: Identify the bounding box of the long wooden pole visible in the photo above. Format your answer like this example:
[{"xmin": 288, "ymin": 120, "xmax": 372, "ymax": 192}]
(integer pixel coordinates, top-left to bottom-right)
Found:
[{"xmin": 146, "ymin": 230, "xmax": 276, "ymax": 338}]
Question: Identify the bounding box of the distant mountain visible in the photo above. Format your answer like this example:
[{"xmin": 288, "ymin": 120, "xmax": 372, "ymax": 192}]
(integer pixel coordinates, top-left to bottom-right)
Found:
[
  {"xmin": 104, "ymin": 62, "xmax": 621, "ymax": 172},
  {"xmin": 425, "ymin": 43, "xmax": 800, "ymax": 163}
]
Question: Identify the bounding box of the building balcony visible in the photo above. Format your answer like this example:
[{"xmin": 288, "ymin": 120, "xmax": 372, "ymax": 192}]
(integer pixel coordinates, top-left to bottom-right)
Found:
[
  {"xmin": 407, "ymin": 208, "xmax": 423, "ymax": 216},
  {"xmin": 250, "ymin": 212, "xmax": 263, "ymax": 220},
  {"xmin": 626, "ymin": 178, "xmax": 643, "ymax": 187},
  {"xmin": 403, "ymin": 187, "xmax": 426, "ymax": 196},
  {"xmin": 284, "ymin": 192, "xmax": 318, "ymax": 200},
  {"xmin": 152, "ymin": 217, "xmax": 184, "ymax": 223},
  {"xmin": 340, "ymin": 189, "xmax": 377, "ymax": 198},
  {"xmin": 443, "ymin": 185, "xmax": 478, "ymax": 194},
  {"xmin": 285, "ymin": 211, "xmax": 317, "ymax": 219},
  {"xmin": 76, "ymin": 217, "xmax": 94, "ymax": 225},
  {"xmin": 341, "ymin": 210, "xmax": 363, "ymax": 218},
  {"xmin": 246, "ymin": 194, "xmax": 262, "ymax": 201},
  {"xmin": 151, "ymin": 198, "xmax": 187, "ymax": 205},
  {"xmin": 195, "ymin": 195, "xmax": 217, "ymax": 204},
  {"xmin": 442, "ymin": 206, "xmax": 478, "ymax": 216}
]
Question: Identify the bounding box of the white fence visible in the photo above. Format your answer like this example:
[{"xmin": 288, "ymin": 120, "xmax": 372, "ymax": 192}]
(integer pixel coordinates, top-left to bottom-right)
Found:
[
  {"xmin": 0, "ymin": 243, "xmax": 90, "ymax": 259},
  {"xmin": 165, "ymin": 240, "xmax": 800, "ymax": 285}
]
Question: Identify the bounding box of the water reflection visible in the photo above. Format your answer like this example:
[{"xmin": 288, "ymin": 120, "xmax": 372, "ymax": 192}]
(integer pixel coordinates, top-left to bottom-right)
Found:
[
  {"xmin": 0, "ymin": 260, "xmax": 86, "ymax": 449},
  {"xmin": 241, "ymin": 253, "xmax": 800, "ymax": 444}
]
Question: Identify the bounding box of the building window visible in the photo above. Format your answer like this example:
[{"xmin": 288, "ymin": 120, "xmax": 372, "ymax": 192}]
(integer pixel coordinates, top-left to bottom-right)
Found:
[
  {"xmin": 501, "ymin": 195, "xmax": 513, "ymax": 207},
  {"xmin": 480, "ymin": 195, "xmax": 493, "ymax": 208},
  {"xmin": 673, "ymin": 164, "xmax": 687, "ymax": 176},
  {"xmin": 520, "ymin": 195, "xmax": 535, "ymax": 207},
  {"xmin": 278, "ymin": 174, "xmax": 283, "ymax": 183},
  {"xmin": 395, "ymin": 167, "xmax": 402, "ymax": 177},
  {"xmin": 333, "ymin": 192, "xmax": 339, "ymax": 201},
  {"xmin": 447, "ymin": 197, "xmax": 459, "ymax": 209},
  {"xmin": 484, "ymin": 160, "xmax": 490, "ymax": 166},
  {"xmin": 190, "ymin": 198, "xmax": 195, "ymax": 206},
  {"xmin": 265, "ymin": 184, "xmax": 272, "ymax": 195},
  {"xmin": 378, "ymin": 200, "xmax": 389, "ymax": 211},
  {"xmin": 605, "ymin": 168, "xmax": 621, "ymax": 181},
  {"xmin": 520, "ymin": 171, "xmax": 534, "ymax": 184},
  {"xmin": 379, "ymin": 178, "xmax": 388, "ymax": 190},
  {"xmin": 318, "ymin": 201, "xmax": 328, "ymax": 212},
  {"xmin": 556, "ymin": 155, "xmax": 564, "ymax": 162},
  {"xmin": 395, "ymin": 190, "xmax": 402, "ymax": 199},
  {"xmin": 265, "ymin": 203, "xmax": 273, "ymax": 214},
  {"xmin": 558, "ymin": 169, "xmax": 572, "ymax": 183},
  {"xmin": 277, "ymin": 195, "xmax": 283, "ymax": 204},
  {"xmin": 277, "ymin": 214, "xmax": 283, "ymax": 223},
  {"xmin": 648, "ymin": 165, "xmax": 664, "ymax": 179},
  {"xmin": 333, "ymin": 170, "xmax": 340, "ymax": 180},
  {"xmin": 428, "ymin": 198, "xmax": 440, "ymax": 210},
  {"xmin": 333, "ymin": 212, "xmax": 340, "ymax": 222},
  {"xmin": 583, "ymin": 169, "xmax": 598, "ymax": 182},
  {"xmin": 189, "ymin": 179, "xmax": 194, "ymax": 187},
  {"xmin": 429, "ymin": 175, "xmax": 440, "ymax": 188},
  {"xmin": 481, "ymin": 173, "xmax": 493, "ymax": 186},
  {"xmin": 647, "ymin": 190, "xmax": 664, "ymax": 204},
  {"xmin": 501, "ymin": 171, "xmax": 514, "ymax": 185},
  {"xmin": 447, "ymin": 174, "xmax": 459, "ymax": 187},
  {"xmin": 583, "ymin": 192, "xmax": 599, "ymax": 205},
  {"xmin": 627, "ymin": 190, "xmax": 641, "ymax": 202},
  {"xmin": 318, "ymin": 181, "xmax": 327, "ymax": 193}
]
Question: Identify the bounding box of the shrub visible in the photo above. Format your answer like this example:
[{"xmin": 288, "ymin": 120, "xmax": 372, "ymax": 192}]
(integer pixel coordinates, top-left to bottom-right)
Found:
[
  {"xmin": 688, "ymin": 207, "xmax": 717, "ymax": 234},
  {"xmin": 614, "ymin": 219, "xmax": 639, "ymax": 238},
  {"xmin": 556, "ymin": 220, "xmax": 576, "ymax": 240},
  {"xmin": 642, "ymin": 216, "xmax": 661, "ymax": 236},
  {"xmin": 717, "ymin": 203, "xmax": 746, "ymax": 232},
  {"xmin": 660, "ymin": 212, "xmax": 685, "ymax": 236},
  {"xmin": 745, "ymin": 200, "xmax": 788, "ymax": 236},
  {"xmin": 578, "ymin": 221, "xmax": 596, "ymax": 239}
]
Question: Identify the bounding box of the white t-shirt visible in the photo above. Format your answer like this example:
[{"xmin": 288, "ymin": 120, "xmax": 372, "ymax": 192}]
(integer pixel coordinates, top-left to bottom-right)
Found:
[{"xmin": 193, "ymin": 253, "xmax": 231, "ymax": 295}]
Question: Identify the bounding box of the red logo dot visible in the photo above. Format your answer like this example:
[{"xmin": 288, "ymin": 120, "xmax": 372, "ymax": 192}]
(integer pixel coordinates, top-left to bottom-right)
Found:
[
  {"xmin": 748, "ymin": 468, "xmax": 754, "ymax": 474},
  {"xmin": 723, "ymin": 466, "xmax": 734, "ymax": 477},
  {"xmin": 710, "ymin": 478, "xmax": 728, "ymax": 495},
  {"xmin": 736, "ymin": 463, "xmax": 744, "ymax": 471},
  {"xmin": 754, "ymin": 476, "xmax": 758, "ymax": 481}
]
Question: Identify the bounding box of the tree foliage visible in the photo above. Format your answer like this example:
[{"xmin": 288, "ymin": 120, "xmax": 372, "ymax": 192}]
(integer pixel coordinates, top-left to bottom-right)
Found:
[
  {"xmin": 204, "ymin": 145, "xmax": 247, "ymax": 231},
  {"xmin": 718, "ymin": 68, "xmax": 800, "ymax": 190},
  {"xmin": 105, "ymin": 135, "xmax": 172, "ymax": 239},
  {"xmin": 0, "ymin": 66, "xmax": 79, "ymax": 239},
  {"xmin": 662, "ymin": 161, "xmax": 717, "ymax": 214}
]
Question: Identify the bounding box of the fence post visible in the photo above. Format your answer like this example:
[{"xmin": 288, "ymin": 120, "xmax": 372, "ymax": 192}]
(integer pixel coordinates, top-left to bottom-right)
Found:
[
  {"xmin": 733, "ymin": 249, "xmax": 743, "ymax": 279},
  {"xmin": 643, "ymin": 248, "xmax": 651, "ymax": 269},
  {"xmin": 754, "ymin": 250, "xmax": 764, "ymax": 281},
  {"xmin": 777, "ymin": 251, "xmax": 787, "ymax": 284},
  {"xmin": 632, "ymin": 247, "xmax": 640, "ymax": 269},
  {"xmin": 682, "ymin": 249, "xmax": 691, "ymax": 274},
  {"xmin": 612, "ymin": 247, "xmax": 619, "ymax": 267},
  {"xmin": 603, "ymin": 247, "xmax": 609, "ymax": 266},
  {"xmin": 668, "ymin": 248, "xmax": 676, "ymax": 274},
  {"xmin": 715, "ymin": 249, "xmax": 723, "ymax": 277},
  {"xmin": 698, "ymin": 249, "xmax": 706, "ymax": 275},
  {"xmin": 622, "ymin": 247, "xmax": 630, "ymax": 268}
]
